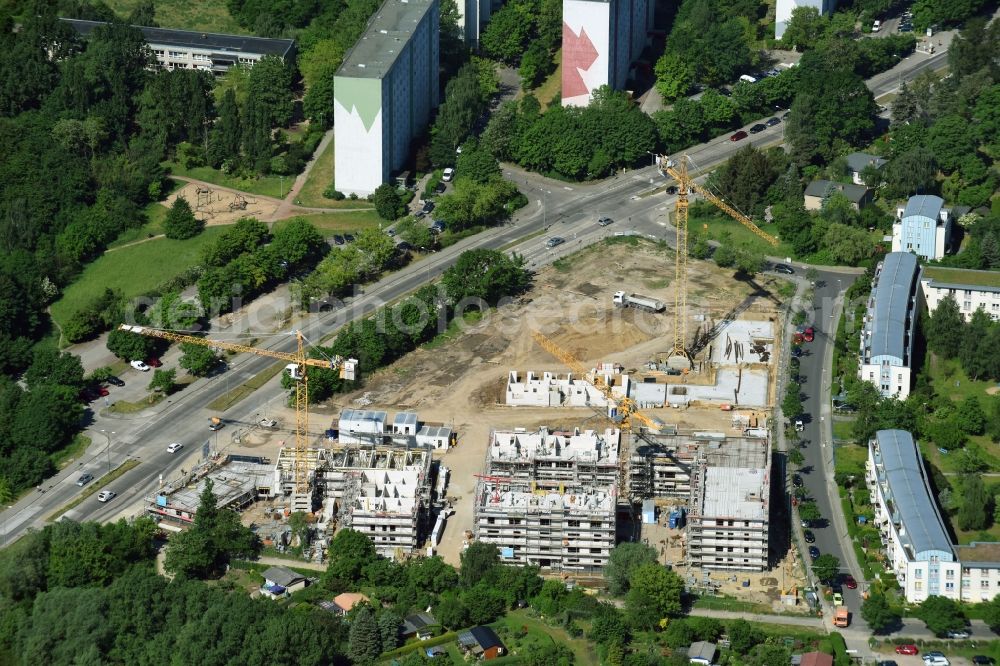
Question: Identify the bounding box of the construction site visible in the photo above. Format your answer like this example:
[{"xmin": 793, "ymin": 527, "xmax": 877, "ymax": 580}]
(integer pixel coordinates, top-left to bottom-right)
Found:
[{"xmin": 137, "ymin": 156, "xmax": 808, "ymax": 608}]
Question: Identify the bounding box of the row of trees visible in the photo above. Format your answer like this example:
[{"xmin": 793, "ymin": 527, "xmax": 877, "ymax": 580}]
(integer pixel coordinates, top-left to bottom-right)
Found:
[
  {"xmin": 927, "ymin": 295, "xmax": 1000, "ymax": 383},
  {"xmin": 482, "ymin": 87, "xmax": 657, "ymax": 180},
  {"xmin": 295, "ymin": 248, "xmax": 532, "ymax": 403},
  {"xmin": 478, "ymin": 0, "xmax": 561, "ymax": 90}
]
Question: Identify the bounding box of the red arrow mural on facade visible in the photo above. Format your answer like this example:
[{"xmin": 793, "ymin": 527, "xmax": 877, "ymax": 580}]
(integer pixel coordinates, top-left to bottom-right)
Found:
[{"xmin": 562, "ymin": 22, "xmax": 599, "ymax": 99}]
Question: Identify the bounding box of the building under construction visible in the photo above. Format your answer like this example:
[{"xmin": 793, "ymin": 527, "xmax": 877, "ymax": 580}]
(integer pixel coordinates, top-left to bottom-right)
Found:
[
  {"xmin": 315, "ymin": 445, "xmax": 433, "ymax": 558},
  {"xmin": 472, "ymin": 427, "xmax": 621, "ymax": 572},
  {"xmin": 684, "ymin": 433, "xmax": 772, "ymax": 572}
]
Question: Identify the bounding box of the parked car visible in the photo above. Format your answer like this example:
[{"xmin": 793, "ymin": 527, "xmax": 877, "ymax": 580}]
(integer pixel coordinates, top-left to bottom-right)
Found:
[
  {"xmin": 803, "ymin": 530, "xmax": 815, "ymax": 543},
  {"xmin": 666, "ymin": 185, "xmax": 679, "ymax": 194},
  {"xmin": 843, "ymin": 574, "xmax": 857, "ymax": 589},
  {"xmin": 332, "ymin": 234, "xmax": 345, "ymax": 245},
  {"xmin": 96, "ymin": 490, "xmax": 117, "ymax": 502},
  {"xmin": 130, "ymin": 360, "xmax": 150, "ymax": 372},
  {"xmin": 773, "ymin": 263, "xmax": 794, "ymax": 274},
  {"xmin": 76, "ymin": 473, "xmax": 94, "ymax": 487},
  {"xmin": 598, "ymin": 217, "xmax": 613, "ymax": 227},
  {"xmin": 872, "ymin": 19, "xmax": 881, "ymax": 31},
  {"xmin": 808, "ymin": 546, "xmax": 820, "ymax": 559},
  {"xmin": 749, "ymin": 123, "xmax": 767, "ymax": 134},
  {"xmin": 924, "ymin": 657, "xmax": 949, "ymax": 666},
  {"xmin": 896, "ymin": 645, "xmax": 919, "ymax": 656},
  {"xmin": 792, "ymin": 474, "xmax": 803, "ymax": 487},
  {"xmin": 441, "ymin": 167, "xmax": 455, "ymax": 182},
  {"xmin": 879, "ymin": 661, "xmax": 898, "ymax": 666},
  {"xmin": 545, "ymin": 236, "xmax": 565, "ymax": 248},
  {"xmin": 946, "ymin": 631, "xmax": 970, "ymax": 639},
  {"xmin": 344, "ymin": 234, "xmax": 355, "ymax": 243},
  {"xmin": 434, "ymin": 182, "xmax": 447, "ymax": 194},
  {"xmin": 832, "ymin": 592, "xmax": 844, "ymax": 606},
  {"xmin": 794, "ymin": 419, "xmax": 804, "ymax": 432},
  {"xmin": 972, "ymin": 657, "xmax": 994, "ymax": 665},
  {"xmin": 766, "ymin": 117, "xmax": 781, "ymax": 127},
  {"xmin": 421, "ymin": 200, "xmax": 435, "ymax": 213},
  {"xmin": 167, "ymin": 442, "xmax": 183, "ymax": 454},
  {"xmin": 730, "ymin": 130, "xmax": 748, "ymax": 141},
  {"xmin": 922, "ymin": 652, "xmax": 946, "ymax": 661},
  {"xmin": 430, "ymin": 220, "xmax": 446, "ymax": 234},
  {"xmin": 106, "ymin": 376, "xmax": 125, "ymax": 387}
]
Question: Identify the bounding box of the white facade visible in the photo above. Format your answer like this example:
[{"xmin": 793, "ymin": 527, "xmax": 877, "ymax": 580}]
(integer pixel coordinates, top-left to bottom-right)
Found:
[
  {"xmin": 775, "ymin": 0, "xmax": 837, "ymax": 39},
  {"xmin": 504, "ymin": 368, "xmax": 628, "ymax": 407},
  {"xmin": 859, "ymin": 253, "xmax": 921, "ymax": 400},
  {"xmin": 892, "ymin": 195, "xmax": 952, "ymax": 260},
  {"xmin": 562, "ymin": 0, "xmax": 651, "ymax": 107},
  {"xmin": 955, "ymin": 543, "xmax": 1000, "ymax": 603},
  {"xmin": 338, "ymin": 409, "xmax": 388, "ymax": 444},
  {"xmin": 867, "ymin": 430, "xmax": 961, "ymax": 603},
  {"xmin": 338, "ymin": 409, "xmax": 452, "ymax": 448},
  {"xmin": 334, "ymin": 0, "xmax": 440, "ymax": 196},
  {"xmin": 920, "ymin": 267, "xmax": 1000, "ymax": 322}
]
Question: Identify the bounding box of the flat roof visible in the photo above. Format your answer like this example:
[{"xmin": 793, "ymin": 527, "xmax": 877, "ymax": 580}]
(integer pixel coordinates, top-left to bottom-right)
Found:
[
  {"xmin": 337, "ymin": 0, "xmax": 435, "ymax": 80},
  {"xmin": 478, "ymin": 484, "xmax": 615, "ymax": 514},
  {"xmin": 874, "ymin": 430, "xmax": 953, "ymax": 558},
  {"xmin": 700, "ymin": 467, "xmax": 768, "ymax": 521},
  {"xmin": 955, "ymin": 542, "xmax": 1000, "ymax": 567},
  {"xmin": 869, "ymin": 252, "xmax": 919, "ymax": 361},
  {"xmin": 902, "ymin": 194, "xmax": 944, "ymax": 221},
  {"xmin": 490, "ymin": 428, "xmax": 620, "ymax": 464},
  {"xmin": 60, "ymin": 18, "xmax": 294, "ymax": 58},
  {"xmin": 922, "ymin": 266, "xmax": 1000, "ymax": 290},
  {"xmin": 153, "ymin": 461, "xmax": 272, "ymax": 513}
]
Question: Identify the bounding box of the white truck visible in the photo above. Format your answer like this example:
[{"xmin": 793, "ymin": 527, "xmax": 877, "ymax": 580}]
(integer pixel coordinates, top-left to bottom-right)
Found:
[{"xmin": 613, "ymin": 291, "xmax": 665, "ymax": 313}]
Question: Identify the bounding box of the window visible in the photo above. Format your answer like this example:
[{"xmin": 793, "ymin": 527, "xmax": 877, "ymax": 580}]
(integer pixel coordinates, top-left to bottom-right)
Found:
[
  {"xmin": 168, "ymin": 50, "xmax": 184, "ymax": 58},
  {"xmin": 964, "ymin": 301, "xmax": 972, "ymax": 310},
  {"xmin": 983, "ymin": 580, "xmax": 991, "ymax": 589},
  {"xmin": 946, "ymin": 583, "xmax": 955, "ymax": 590},
  {"xmin": 915, "ymin": 568, "xmax": 923, "ymax": 579},
  {"xmin": 915, "ymin": 581, "xmax": 923, "ymax": 591}
]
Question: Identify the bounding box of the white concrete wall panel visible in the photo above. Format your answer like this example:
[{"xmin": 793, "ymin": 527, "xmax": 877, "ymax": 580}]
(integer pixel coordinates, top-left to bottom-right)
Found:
[{"xmin": 562, "ymin": 0, "xmax": 611, "ymax": 107}]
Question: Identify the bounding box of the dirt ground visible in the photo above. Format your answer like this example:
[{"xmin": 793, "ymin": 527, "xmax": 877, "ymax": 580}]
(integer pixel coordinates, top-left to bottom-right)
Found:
[
  {"xmin": 326, "ymin": 239, "xmax": 786, "ymax": 567},
  {"xmin": 167, "ymin": 182, "xmax": 279, "ymax": 226}
]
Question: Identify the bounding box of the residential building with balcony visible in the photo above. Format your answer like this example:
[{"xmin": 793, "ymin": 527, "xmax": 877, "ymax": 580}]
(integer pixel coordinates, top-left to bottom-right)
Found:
[
  {"xmin": 60, "ymin": 19, "xmax": 295, "ymax": 73},
  {"xmin": 920, "ymin": 266, "xmax": 1000, "ymax": 322},
  {"xmin": 859, "ymin": 252, "xmax": 921, "ymax": 399},
  {"xmin": 866, "ymin": 430, "xmax": 960, "ymax": 603},
  {"xmin": 892, "ymin": 195, "xmax": 952, "ymax": 260}
]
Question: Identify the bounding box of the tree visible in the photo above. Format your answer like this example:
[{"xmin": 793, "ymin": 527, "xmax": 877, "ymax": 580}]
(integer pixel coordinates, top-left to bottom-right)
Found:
[
  {"xmin": 147, "ymin": 368, "xmax": 176, "ymax": 395},
  {"xmin": 378, "ymin": 610, "xmax": 401, "ymax": 652},
  {"xmin": 811, "ymin": 554, "xmax": 839, "ymax": 583},
  {"xmin": 395, "ymin": 217, "xmax": 434, "ymax": 250},
  {"xmin": 371, "ymin": 184, "xmax": 405, "ymax": 221},
  {"xmin": 247, "ymin": 55, "xmax": 294, "ymax": 128},
  {"xmin": 179, "ymin": 343, "xmax": 221, "ymax": 377},
  {"xmin": 958, "ymin": 475, "xmax": 991, "ymax": 531},
  {"xmin": 524, "ymin": 643, "xmax": 574, "ymax": 666},
  {"xmin": 442, "ymin": 249, "xmax": 531, "ymax": 306},
  {"xmin": 163, "ymin": 196, "xmax": 203, "ymax": 240},
  {"xmin": 325, "ymin": 529, "xmax": 378, "ymax": 585},
  {"xmin": 349, "ymin": 605, "xmax": 383, "ymax": 664},
  {"xmin": 727, "ymin": 619, "xmax": 765, "ymax": 655},
  {"xmin": 106, "ymin": 328, "xmax": 155, "ymax": 361},
  {"xmin": 783, "ymin": 386, "xmax": 803, "ymax": 419},
  {"xmin": 798, "ymin": 501, "xmax": 821, "ymax": 523},
  {"xmin": 303, "ymin": 72, "xmax": 336, "ymax": 129},
  {"xmin": 960, "ymin": 308, "xmax": 993, "ymax": 380},
  {"xmin": 919, "ymin": 595, "xmax": 967, "ymax": 636},
  {"xmin": 654, "ymin": 51, "xmax": 694, "ymax": 101},
  {"xmin": 459, "ymin": 541, "xmax": 499, "ymax": 587},
  {"xmin": 860, "ymin": 592, "xmax": 900, "ymax": 634},
  {"xmin": 983, "ymin": 594, "xmax": 1000, "ymax": 632},
  {"xmin": 788, "ymin": 448, "xmax": 805, "ymax": 467},
  {"xmin": 820, "ymin": 223, "xmax": 875, "ymax": 265},
  {"xmin": 456, "ymin": 140, "xmax": 501, "ymax": 185},
  {"xmin": 519, "ymin": 41, "xmax": 551, "ymax": 91},
  {"xmin": 208, "ymin": 89, "xmax": 241, "ymax": 168},
  {"xmin": 957, "ymin": 396, "xmax": 987, "ymax": 435},
  {"xmin": 604, "ymin": 542, "xmax": 658, "ymax": 596},
  {"xmin": 625, "ymin": 563, "xmax": 684, "ymax": 629},
  {"xmin": 589, "ymin": 603, "xmax": 629, "ymax": 647},
  {"xmin": 479, "ymin": 2, "xmax": 532, "ymax": 64},
  {"xmin": 712, "ymin": 146, "xmax": 779, "ymax": 217},
  {"xmin": 781, "ymin": 6, "xmax": 826, "ymax": 51},
  {"xmin": 24, "ymin": 349, "xmax": 85, "ymax": 390},
  {"xmin": 926, "ymin": 295, "xmax": 964, "ymax": 359},
  {"xmin": 884, "ymin": 148, "xmax": 937, "ymax": 198}
]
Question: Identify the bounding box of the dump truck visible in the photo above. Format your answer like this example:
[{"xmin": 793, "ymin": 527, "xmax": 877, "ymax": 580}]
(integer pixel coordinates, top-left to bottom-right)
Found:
[
  {"xmin": 613, "ymin": 291, "xmax": 666, "ymax": 312},
  {"xmin": 833, "ymin": 607, "xmax": 850, "ymax": 627}
]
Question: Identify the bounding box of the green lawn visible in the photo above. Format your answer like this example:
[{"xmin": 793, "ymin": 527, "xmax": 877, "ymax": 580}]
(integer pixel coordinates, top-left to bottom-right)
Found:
[
  {"xmin": 692, "ymin": 214, "xmax": 795, "ymax": 258},
  {"xmin": 493, "ymin": 610, "xmax": 599, "ymax": 666},
  {"xmin": 50, "ymin": 226, "xmax": 229, "ymax": 330},
  {"xmin": 274, "ymin": 211, "xmax": 382, "ymax": 237},
  {"xmin": 927, "ymin": 354, "xmax": 997, "ymax": 403},
  {"xmin": 164, "ymin": 162, "xmax": 287, "ymax": 199},
  {"xmin": 831, "ymin": 418, "xmax": 855, "ymax": 443},
  {"xmin": 107, "ymin": 201, "xmax": 169, "ymax": 249},
  {"xmin": 101, "ymin": 0, "xmax": 247, "ymax": 33},
  {"xmin": 296, "ymin": 138, "xmax": 375, "ymax": 209},
  {"xmin": 833, "ymin": 443, "xmax": 868, "ymax": 478},
  {"xmin": 922, "ymin": 266, "xmax": 1000, "ymax": 288},
  {"xmin": 532, "ymin": 50, "xmax": 562, "ymax": 110}
]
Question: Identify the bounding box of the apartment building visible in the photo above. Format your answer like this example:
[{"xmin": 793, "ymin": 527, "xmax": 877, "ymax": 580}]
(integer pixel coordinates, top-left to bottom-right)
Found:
[
  {"xmin": 61, "ymin": 19, "xmax": 295, "ymax": 73},
  {"xmin": 775, "ymin": 0, "xmax": 837, "ymax": 39},
  {"xmin": 562, "ymin": 0, "xmax": 652, "ymax": 107},
  {"xmin": 859, "ymin": 252, "xmax": 921, "ymax": 400},
  {"xmin": 685, "ymin": 435, "xmax": 772, "ymax": 571},
  {"xmin": 485, "ymin": 427, "xmax": 622, "ymax": 491},
  {"xmin": 954, "ymin": 543, "xmax": 1000, "ymax": 603},
  {"xmin": 867, "ymin": 430, "xmax": 960, "ymax": 602},
  {"xmin": 474, "ymin": 482, "xmax": 618, "ymax": 573},
  {"xmin": 334, "ymin": 0, "xmax": 440, "ymax": 196},
  {"xmin": 337, "ymin": 409, "xmax": 453, "ymax": 449},
  {"xmin": 892, "ymin": 195, "xmax": 952, "ymax": 260},
  {"xmin": 920, "ymin": 266, "xmax": 1000, "ymax": 322}
]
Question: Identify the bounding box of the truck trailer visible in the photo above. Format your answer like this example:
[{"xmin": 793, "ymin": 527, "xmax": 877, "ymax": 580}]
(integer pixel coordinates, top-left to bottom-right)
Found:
[{"xmin": 613, "ymin": 291, "xmax": 665, "ymax": 313}]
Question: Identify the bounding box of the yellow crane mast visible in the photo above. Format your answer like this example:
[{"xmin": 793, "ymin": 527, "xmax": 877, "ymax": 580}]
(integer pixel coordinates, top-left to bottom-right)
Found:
[
  {"xmin": 656, "ymin": 155, "xmax": 779, "ymax": 363},
  {"xmin": 119, "ymin": 325, "xmax": 358, "ymax": 494}
]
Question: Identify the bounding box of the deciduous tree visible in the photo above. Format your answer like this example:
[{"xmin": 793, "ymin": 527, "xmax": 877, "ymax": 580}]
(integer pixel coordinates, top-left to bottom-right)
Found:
[
  {"xmin": 861, "ymin": 592, "xmax": 900, "ymax": 633},
  {"xmin": 163, "ymin": 196, "xmax": 204, "ymax": 240},
  {"xmin": 604, "ymin": 542, "xmax": 658, "ymax": 596}
]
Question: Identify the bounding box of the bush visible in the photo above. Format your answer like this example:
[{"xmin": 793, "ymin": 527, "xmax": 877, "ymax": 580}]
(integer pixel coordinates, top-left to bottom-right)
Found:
[
  {"xmin": 163, "ymin": 197, "xmax": 204, "ymax": 240},
  {"xmin": 323, "ymin": 186, "xmax": 345, "ymax": 200}
]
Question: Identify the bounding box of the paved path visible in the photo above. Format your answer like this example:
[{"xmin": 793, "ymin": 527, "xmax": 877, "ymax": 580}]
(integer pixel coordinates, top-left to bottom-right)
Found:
[
  {"xmin": 690, "ymin": 608, "xmax": 825, "ymax": 629},
  {"xmin": 271, "ymin": 128, "xmax": 333, "ymax": 221},
  {"xmin": 254, "ymin": 555, "xmax": 326, "ymax": 571}
]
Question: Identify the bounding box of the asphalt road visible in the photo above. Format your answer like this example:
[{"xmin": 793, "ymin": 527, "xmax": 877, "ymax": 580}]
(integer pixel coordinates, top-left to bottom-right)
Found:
[{"xmin": 0, "ymin": 43, "xmax": 952, "ymax": 545}]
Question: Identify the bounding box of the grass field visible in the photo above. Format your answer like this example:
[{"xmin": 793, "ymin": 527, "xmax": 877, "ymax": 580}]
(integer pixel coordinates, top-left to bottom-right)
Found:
[
  {"xmin": 107, "ymin": 201, "xmax": 169, "ymax": 249},
  {"xmin": 831, "ymin": 418, "xmax": 855, "ymax": 443},
  {"xmin": 692, "ymin": 214, "xmax": 795, "ymax": 258},
  {"xmin": 533, "ymin": 50, "xmax": 562, "ymax": 110},
  {"xmin": 275, "ymin": 211, "xmax": 382, "ymax": 237},
  {"xmin": 50, "ymin": 226, "xmax": 229, "ymax": 329},
  {"xmin": 833, "ymin": 442, "xmax": 868, "ymax": 478},
  {"xmin": 164, "ymin": 162, "xmax": 287, "ymax": 199},
  {"xmin": 494, "ymin": 611, "xmax": 599, "ymax": 666},
  {"xmin": 295, "ymin": 138, "xmax": 375, "ymax": 209},
  {"xmin": 101, "ymin": 0, "xmax": 246, "ymax": 33}
]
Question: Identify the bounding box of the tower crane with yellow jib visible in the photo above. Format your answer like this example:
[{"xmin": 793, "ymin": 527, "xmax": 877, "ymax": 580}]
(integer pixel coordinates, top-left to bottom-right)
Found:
[
  {"xmin": 118, "ymin": 325, "xmax": 358, "ymax": 502},
  {"xmin": 656, "ymin": 155, "xmax": 779, "ymax": 367}
]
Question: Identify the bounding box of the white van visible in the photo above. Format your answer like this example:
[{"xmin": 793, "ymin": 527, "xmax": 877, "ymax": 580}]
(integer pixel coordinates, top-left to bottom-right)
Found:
[
  {"xmin": 872, "ymin": 19, "xmax": 881, "ymax": 32},
  {"xmin": 739, "ymin": 74, "xmax": 758, "ymax": 84}
]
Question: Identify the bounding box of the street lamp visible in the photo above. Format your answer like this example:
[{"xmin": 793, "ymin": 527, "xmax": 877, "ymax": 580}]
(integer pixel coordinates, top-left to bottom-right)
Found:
[
  {"xmin": 100, "ymin": 429, "xmax": 115, "ymax": 475},
  {"xmin": 279, "ymin": 175, "xmax": 285, "ymax": 199}
]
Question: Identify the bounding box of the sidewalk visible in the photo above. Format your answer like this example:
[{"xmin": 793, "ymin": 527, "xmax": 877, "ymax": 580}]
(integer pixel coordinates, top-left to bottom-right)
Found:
[{"xmin": 690, "ymin": 608, "xmax": 825, "ymax": 629}]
